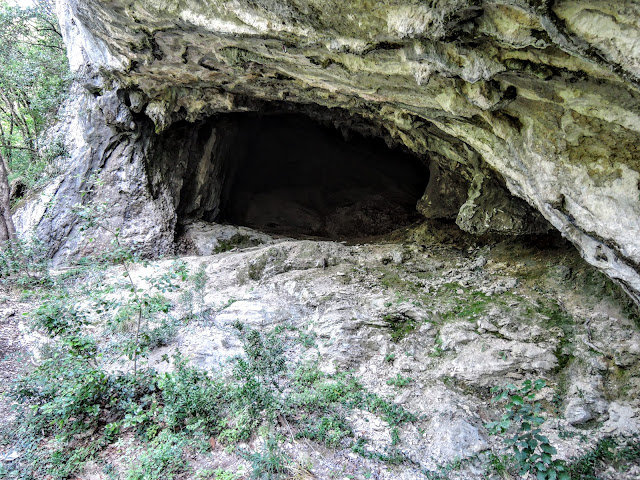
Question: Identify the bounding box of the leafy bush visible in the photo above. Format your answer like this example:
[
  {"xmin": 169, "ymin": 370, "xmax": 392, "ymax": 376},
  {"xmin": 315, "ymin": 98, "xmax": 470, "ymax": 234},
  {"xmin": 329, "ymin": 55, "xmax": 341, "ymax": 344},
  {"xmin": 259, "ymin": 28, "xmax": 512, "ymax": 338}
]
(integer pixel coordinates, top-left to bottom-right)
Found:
[
  {"xmin": 243, "ymin": 433, "xmax": 289, "ymax": 480},
  {"xmin": 486, "ymin": 379, "xmax": 569, "ymax": 480},
  {"xmin": 126, "ymin": 430, "xmax": 187, "ymax": 480},
  {"xmin": 1, "ymin": 0, "xmax": 73, "ymax": 190},
  {"xmin": 386, "ymin": 373, "xmax": 412, "ymax": 387},
  {"xmin": 7, "ymin": 267, "xmax": 419, "ymax": 480},
  {"xmin": 567, "ymin": 436, "xmax": 640, "ymax": 479},
  {"xmin": 158, "ymin": 353, "xmax": 227, "ymax": 435},
  {"xmin": 0, "ymin": 236, "xmax": 50, "ymax": 286}
]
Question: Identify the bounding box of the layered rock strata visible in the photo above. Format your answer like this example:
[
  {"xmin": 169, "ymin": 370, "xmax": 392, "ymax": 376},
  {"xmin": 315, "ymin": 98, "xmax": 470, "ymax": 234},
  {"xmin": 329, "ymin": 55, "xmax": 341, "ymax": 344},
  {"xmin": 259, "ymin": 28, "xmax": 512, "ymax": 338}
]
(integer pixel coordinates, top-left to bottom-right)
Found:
[{"xmin": 17, "ymin": 1, "xmax": 640, "ymax": 304}]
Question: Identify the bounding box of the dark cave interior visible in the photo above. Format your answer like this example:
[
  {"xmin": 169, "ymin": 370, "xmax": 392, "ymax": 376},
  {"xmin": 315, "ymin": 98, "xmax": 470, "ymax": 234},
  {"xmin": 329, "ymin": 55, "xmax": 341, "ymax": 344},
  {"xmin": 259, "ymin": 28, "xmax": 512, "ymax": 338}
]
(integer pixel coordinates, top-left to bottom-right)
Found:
[{"xmin": 216, "ymin": 113, "xmax": 430, "ymax": 239}]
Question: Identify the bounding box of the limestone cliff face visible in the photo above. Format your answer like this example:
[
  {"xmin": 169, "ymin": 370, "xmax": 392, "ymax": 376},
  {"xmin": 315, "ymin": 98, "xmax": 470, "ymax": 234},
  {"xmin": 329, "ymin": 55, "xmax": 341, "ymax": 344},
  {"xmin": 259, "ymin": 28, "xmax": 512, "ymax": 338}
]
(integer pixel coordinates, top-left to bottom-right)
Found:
[{"xmin": 22, "ymin": 1, "xmax": 640, "ymax": 302}]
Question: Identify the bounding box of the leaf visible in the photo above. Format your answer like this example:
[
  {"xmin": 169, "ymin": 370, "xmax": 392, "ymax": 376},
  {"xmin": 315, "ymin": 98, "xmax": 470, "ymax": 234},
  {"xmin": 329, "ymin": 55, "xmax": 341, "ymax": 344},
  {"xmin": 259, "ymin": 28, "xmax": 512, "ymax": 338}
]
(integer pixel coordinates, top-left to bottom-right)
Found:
[
  {"xmin": 548, "ymin": 469, "xmax": 557, "ymax": 480},
  {"xmin": 534, "ymin": 379, "xmax": 547, "ymax": 390},
  {"xmin": 535, "ymin": 434, "xmax": 550, "ymax": 443},
  {"xmin": 492, "ymin": 390, "xmax": 507, "ymax": 402},
  {"xmin": 541, "ymin": 444, "xmax": 557, "ymax": 454},
  {"xmin": 558, "ymin": 473, "xmax": 570, "ymax": 480}
]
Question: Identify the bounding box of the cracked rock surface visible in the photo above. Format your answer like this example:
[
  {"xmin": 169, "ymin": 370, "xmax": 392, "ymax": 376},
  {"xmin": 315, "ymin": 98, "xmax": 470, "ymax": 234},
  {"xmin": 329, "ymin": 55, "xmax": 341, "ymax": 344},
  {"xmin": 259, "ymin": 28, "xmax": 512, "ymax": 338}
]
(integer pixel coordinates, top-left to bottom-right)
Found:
[
  {"xmin": 21, "ymin": 225, "xmax": 636, "ymax": 478},
  {"xmin": 27, "ymin": 0, "xmax": 639, "ymax": 304}
]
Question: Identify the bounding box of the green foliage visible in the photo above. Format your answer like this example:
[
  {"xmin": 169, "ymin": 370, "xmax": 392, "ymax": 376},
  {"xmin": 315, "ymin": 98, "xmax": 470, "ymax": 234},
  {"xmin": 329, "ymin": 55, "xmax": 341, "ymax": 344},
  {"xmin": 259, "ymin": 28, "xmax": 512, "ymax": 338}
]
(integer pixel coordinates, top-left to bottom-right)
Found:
[
  {"xmin": 486, "ymin": 379, "xmax": 569, "ymax": 480},
  {"xmin": 243, "ymin": 433, "xmax": 289, "ymax": 479},
  {"xmin": 351, "ymin": 437, "xmax": 406, "ymax": 464},
  {"xmin": 180, "ymin": 262, "xmax": 210, "ymax": 320},
  {"xmin": 126, "ymin": 430, "xmax": 188, "ymax": 480},
  {"xmin": 0, "ymin": 235, "xmax": 50, "ymax": 285},
  {"xmin": 383, "ymin": 312, "xmax": 417, "ymax": 342},
  {"xmin": 0, "ymin": 0, "xmax": 72, "ymax": 190},
  {"xmin": 429, "ymin": 335, "xmax": 444, "ymax": 358},
  {"xmin": 386, "ymin": 373, "xmax": 412, "ymax": 387},
  {"xmin": 45, "ymin": 442, "xmax": 99, "ymax": 479},
  {"xmin": 196, "ymin": 468, "xmax": 243, "ymax": 480},
  {"xmin": 6, "ymin": 257, "xmax": 419, "ymax": 480},
  {"xmin": 567, "ymin": 436, "xmax": 640, "ymax": 479},
  {"xmin": 158, "ymin": 352, "xmax": 226, "ymax": 436},
  {"xmin": 440, "ymin": 287, "xmax": 492, "ymax": 321},
  {"xmin": 422, "ymin": 457, "xmax": 466, "ymax": 480},
  {"xmin": 296, "ymin": 412, "xmax": 352, "ymax": 447},
  {"xmin": 31, "ymin": 291, "xmax": 87, "ymax": 336}
]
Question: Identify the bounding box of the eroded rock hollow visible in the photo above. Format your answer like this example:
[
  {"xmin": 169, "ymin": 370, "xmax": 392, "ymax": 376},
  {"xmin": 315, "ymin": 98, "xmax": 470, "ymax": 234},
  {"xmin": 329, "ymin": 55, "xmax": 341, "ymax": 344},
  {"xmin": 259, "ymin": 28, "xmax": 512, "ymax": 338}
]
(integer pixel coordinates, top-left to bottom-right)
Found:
[
  {"xmin": 182, "ymin": 112, "xmax": 429, "ymax": 239},
  {"xmin": 16, "ymin": 0, "xmax": 640, "ymax": 305}
]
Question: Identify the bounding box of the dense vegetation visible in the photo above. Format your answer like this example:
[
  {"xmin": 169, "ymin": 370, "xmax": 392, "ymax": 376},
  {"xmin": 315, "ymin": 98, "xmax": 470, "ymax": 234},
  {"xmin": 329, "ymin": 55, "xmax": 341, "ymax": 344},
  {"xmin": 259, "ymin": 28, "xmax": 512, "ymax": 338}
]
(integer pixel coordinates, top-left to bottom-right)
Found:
[
  {"xmin": 0, "ymin": 250, "xmax": 419, "ymax": 479},
  {"xmin": 0, "ymin": 0, "xmax": 71, "ymax": 191}
]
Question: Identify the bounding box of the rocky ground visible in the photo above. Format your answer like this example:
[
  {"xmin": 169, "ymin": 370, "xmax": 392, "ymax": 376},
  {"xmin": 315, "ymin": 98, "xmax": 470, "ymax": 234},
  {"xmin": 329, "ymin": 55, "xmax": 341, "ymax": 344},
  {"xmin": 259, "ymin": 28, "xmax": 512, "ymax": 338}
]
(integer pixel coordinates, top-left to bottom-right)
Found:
[{"xmin": 1, "ymin": 222, "xmax": 640, "ymax": 479}]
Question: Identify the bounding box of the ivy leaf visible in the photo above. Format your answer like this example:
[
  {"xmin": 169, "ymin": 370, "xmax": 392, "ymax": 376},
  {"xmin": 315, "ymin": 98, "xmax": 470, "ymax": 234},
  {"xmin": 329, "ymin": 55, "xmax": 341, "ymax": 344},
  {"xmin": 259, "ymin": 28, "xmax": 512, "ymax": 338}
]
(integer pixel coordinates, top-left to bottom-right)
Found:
[
  {"xmin": 534, "ymin": 379, "xmax": 547, "ymax": 390},
  {"xmin": 536, "ymin": 461, "xmax": 547, "ymax": 471},
  {"xmin": 535, "ymin": 434, "xmax": 550, "ymax": 443}
]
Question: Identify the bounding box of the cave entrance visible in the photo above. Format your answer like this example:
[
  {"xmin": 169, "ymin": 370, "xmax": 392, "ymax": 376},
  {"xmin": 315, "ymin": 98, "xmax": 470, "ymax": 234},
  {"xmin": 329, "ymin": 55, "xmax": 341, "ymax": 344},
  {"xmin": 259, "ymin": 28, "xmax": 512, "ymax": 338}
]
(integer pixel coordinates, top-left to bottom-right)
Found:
[{"xmin": 216, "ymin": 113, "xmax": 429, "ymax": 240}]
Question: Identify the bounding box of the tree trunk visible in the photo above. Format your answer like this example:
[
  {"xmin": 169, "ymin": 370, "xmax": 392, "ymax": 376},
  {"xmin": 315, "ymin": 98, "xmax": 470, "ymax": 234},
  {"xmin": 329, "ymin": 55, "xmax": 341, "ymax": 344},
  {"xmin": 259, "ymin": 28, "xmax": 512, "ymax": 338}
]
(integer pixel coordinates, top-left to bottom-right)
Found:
[{"xmin": 0, "ymin": 152, "xmax": 17, "ymax": 242}]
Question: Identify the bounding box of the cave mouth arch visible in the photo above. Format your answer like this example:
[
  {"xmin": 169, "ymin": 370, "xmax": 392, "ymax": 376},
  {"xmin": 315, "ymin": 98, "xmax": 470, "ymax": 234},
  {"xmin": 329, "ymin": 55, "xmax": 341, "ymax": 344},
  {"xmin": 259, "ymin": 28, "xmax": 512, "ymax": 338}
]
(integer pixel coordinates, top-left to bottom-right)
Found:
[{"xmin": 166, "ymin": 111, "xmax": 430, "ymax": 241}]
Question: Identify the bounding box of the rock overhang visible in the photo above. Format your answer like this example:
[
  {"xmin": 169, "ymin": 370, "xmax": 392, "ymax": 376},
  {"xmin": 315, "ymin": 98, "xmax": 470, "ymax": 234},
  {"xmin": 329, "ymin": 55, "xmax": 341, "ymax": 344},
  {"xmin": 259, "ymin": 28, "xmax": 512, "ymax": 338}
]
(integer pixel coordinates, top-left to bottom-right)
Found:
[{"xmin": 37, "ymin": 0, "xmax": 640, "ymax": 304}]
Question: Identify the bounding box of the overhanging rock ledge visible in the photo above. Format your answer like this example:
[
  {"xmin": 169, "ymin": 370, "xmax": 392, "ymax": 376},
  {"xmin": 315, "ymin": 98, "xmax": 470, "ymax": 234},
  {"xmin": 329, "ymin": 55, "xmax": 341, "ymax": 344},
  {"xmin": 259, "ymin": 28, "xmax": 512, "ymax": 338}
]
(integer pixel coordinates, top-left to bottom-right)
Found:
[{"xmin": 16, "ymin": 0, "xmax": 640, "ymax": 305}]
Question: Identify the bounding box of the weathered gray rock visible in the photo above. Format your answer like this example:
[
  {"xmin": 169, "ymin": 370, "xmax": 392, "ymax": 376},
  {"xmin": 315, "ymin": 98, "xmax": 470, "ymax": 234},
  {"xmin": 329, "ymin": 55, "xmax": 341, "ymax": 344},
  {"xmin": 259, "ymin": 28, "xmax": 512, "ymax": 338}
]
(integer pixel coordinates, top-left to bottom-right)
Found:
[
  {"xmin": 15, "ymin": 0, "xmax": 639, "ymax": 303},
  {"xmin": 564, "ymin": 375, "xmax": 608, "ymax": 426},
  {"xmin": 17, "ymin": 224, "xmax": 640, "ymax": 477}
]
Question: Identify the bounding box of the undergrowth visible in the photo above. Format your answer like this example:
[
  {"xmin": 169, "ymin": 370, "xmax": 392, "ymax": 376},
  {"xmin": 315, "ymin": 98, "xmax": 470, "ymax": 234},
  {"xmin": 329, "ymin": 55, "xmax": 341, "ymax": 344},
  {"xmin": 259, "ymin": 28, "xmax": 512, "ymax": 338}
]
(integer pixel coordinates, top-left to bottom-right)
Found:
[
  {"xmin": 567, "ymin": 436, "xmax": 640, "ymax": 479},
  {"xmin": 2, "ymin": 252, "xmax": 417, "ymax": 480}
]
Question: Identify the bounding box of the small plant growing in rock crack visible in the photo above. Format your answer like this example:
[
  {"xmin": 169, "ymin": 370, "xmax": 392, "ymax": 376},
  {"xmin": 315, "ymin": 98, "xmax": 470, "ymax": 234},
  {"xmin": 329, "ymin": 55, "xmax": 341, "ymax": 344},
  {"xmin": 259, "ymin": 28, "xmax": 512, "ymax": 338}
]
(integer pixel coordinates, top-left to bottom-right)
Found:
[
  {"xmin": 386, "ymin": 373, "xmax": 412, "ymax": 387},
  {"xmin": 428, "ymin": 335, "xmax": 444, "ymax": 358},
  {"xmin": 486, "ymin": 379, "xmax": 569, "ymax": 480}
]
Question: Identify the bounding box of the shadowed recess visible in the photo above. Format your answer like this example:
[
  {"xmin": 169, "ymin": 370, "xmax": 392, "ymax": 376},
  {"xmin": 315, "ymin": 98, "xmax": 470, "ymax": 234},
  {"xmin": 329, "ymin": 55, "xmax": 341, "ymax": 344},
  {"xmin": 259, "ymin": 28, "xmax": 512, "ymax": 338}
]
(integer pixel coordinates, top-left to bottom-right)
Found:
[{"xmin": 218, "ymin": 114, "xmax": 429, "ymax": 239}]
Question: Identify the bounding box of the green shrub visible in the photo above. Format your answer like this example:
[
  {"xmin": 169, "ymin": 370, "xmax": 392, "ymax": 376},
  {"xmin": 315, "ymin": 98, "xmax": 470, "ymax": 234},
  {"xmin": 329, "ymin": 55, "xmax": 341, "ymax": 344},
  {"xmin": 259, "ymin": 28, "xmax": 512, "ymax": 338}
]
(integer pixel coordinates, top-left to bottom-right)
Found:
[
  {"xmin": 486, "ymin": 379, "xmax": 569, "ymax": 480},
  {"xmin": 297, "ymin": 413, "xmax": 352, "ymax": 447},
  {"xmin": 126, "ymin": 430, "xmax": 187, "ymax": 480},
  {"xmin": 567, "ymin": 436, "xmax": 640, "ymax": 479},
  {"xmin": 243, "ymin": 433, "xmax": 289, "ymax": 479},
  {"xmin": 0, "ymin": 236, "xmax": 50, "ymax": 286},
  {"xmin": 159, "ymin": 353, "xmax": 227, "ymax": 435},
  {"xmin": 8, "ymin": 284, "xmax": 419, "ymax": 479},
  {"xmin": 386, "ymin": 373, "xmax": 412, "ymax": 387}
]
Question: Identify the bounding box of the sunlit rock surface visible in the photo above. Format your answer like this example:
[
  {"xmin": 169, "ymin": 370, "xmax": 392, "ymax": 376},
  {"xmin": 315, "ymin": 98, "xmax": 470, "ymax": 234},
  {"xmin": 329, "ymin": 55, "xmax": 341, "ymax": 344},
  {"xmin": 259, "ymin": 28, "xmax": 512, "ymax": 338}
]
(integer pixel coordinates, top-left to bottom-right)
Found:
[{"xmin": 19, "ymin": 0, "xmax": 640, "ymax": 304}]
